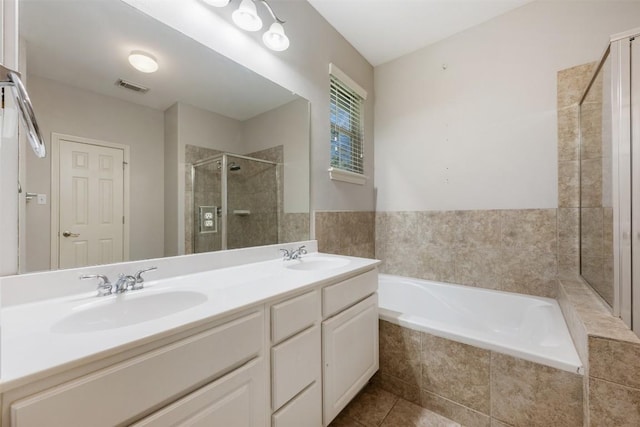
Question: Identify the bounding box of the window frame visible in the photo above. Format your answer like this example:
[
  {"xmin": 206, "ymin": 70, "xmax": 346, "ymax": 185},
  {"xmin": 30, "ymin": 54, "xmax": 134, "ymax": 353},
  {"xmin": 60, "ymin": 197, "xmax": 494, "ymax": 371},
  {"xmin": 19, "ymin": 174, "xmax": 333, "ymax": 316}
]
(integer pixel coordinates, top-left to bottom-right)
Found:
[{"xmin": 328, "ymin": 64, "xmax": 368, "ymax": 185}]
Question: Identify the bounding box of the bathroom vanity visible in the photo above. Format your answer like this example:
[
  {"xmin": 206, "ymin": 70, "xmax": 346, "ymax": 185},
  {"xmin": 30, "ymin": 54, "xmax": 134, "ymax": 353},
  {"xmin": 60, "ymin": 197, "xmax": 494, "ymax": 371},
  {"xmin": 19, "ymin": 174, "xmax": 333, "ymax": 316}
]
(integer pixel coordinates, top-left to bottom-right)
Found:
[{"xmin": 0, "ymin": 245, "xmax": 379, "ymax": 427}]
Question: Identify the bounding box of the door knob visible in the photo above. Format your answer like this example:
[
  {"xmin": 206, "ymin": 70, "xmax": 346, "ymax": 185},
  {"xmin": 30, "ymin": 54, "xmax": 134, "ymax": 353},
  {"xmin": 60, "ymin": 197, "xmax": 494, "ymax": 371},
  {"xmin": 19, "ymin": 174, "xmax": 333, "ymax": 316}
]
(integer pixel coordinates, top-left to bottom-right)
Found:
[{"xmin": 62, "ymin": 231, "xmax": 80, "ymax": 238}]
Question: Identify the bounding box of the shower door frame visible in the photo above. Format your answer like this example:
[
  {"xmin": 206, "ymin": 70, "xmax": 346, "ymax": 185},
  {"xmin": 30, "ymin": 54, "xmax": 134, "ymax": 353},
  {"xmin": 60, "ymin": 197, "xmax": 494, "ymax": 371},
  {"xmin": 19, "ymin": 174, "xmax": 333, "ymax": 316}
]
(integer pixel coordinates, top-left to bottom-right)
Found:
[
  {"xmin": 607, "ymin": 28, "xmax": 639, "ymax": 332},
  {"xmin": 190, "ymin": 152, "xmax": 279, "ymax": 252}
]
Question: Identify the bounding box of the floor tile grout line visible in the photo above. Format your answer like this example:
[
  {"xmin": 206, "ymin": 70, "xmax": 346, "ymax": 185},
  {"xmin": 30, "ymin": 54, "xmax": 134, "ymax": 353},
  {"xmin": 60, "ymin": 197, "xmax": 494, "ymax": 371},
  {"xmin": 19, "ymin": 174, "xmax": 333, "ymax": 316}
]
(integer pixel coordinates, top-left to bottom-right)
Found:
[{"xmin": 377, "ymin": 395, "xmax": 400, "ymax": 426}]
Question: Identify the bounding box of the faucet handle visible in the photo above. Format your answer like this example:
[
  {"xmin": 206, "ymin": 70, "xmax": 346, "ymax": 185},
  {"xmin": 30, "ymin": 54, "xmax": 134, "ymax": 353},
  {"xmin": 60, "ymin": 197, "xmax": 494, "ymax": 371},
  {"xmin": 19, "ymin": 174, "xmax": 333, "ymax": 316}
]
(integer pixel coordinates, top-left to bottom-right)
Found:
[
  {"xmin": 133, "ymin": 266, "xmax": 157, "ymax": 289},
  {"xmin": 279, "ymin": 248, "xmax": 291, "ymax": 260},
  {"xmin": 80, "ymin": 274, "xmax": 112, "ymax": 296},
  {"xmin": 297, "ymin": 245, "xmax": 307, "ymax": 255}
]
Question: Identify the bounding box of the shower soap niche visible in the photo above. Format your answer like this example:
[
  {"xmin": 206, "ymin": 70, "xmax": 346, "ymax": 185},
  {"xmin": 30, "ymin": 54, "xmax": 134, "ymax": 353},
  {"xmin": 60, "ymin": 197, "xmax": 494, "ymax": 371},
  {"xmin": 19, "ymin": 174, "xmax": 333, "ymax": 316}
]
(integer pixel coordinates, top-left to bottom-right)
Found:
[{"xmin": 233, "ymin": 210, "xmax": 250, "ymax": 216}]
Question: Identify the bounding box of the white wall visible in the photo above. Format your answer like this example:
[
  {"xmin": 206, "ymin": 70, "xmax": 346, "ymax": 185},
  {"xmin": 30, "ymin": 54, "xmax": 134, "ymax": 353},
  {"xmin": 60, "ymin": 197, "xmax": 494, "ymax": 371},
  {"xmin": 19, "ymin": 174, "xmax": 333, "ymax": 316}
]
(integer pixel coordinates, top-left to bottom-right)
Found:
[
  {"xmin": 374, "ymin": 1, "xmax": 640, "ymax": 212},
  {"xmin": 243, "ymin": 98, "xmax": 310, "ymax": 213},
  {"xmin": 24, "ymin": 75, "xmax": 165, "ymax": 270},
  {"xmin": 122, "ymin": 0, "xmax": 375, "ymax": 212}
]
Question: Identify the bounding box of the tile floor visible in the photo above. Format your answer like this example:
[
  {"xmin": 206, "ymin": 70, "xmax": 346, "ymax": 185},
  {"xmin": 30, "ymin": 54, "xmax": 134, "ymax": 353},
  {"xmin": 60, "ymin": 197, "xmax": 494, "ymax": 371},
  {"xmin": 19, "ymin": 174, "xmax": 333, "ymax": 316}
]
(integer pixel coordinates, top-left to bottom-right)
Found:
[{"xmin": 329, "ymin": 383, "xmax": 460, "ymax": 427}]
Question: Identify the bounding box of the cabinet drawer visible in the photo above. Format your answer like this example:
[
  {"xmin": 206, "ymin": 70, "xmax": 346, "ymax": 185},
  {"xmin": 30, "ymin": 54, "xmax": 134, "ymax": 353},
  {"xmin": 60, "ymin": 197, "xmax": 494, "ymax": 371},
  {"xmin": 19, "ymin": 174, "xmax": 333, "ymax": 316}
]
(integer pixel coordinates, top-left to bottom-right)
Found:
[
  {"xmin": 272, "ymin": 381, "xmax": 321, "ymax": 427},
  {"xmin": 271, "ymin": 290, "xmax": 319, "ymax": 344},
  {"xmin": 11, "ymin": 310, "xmax": 264, "ymax": 427},
  {"xmin": 132, "ymin": 357, "xmax": 266, "ymax": 427},
  {"xmin": 322, "ymin": 269, "xmax": 377, "ymax": 318},
  {"xmin": 272, "ymin": 325, "xmax": 321, "ymax": 411}
]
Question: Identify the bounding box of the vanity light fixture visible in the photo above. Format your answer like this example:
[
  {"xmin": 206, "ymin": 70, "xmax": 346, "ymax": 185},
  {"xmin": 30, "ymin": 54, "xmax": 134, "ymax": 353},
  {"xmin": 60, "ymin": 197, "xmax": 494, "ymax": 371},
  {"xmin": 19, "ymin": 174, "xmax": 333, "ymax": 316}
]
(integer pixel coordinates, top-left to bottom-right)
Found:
[
  {"xmin": 128, "ymin": 51, "xmax": 159, "ymax": 73},
  {"xmin": 203, "ymin": 0, "xmax": 230, "ymax": 6},
  {"xmin": 203, "ymin": 0, "xmax": 289, "ymax": 51},
  {"xmin": 232, "ymin": 0, "xmax": 262, "ymax": 31}
]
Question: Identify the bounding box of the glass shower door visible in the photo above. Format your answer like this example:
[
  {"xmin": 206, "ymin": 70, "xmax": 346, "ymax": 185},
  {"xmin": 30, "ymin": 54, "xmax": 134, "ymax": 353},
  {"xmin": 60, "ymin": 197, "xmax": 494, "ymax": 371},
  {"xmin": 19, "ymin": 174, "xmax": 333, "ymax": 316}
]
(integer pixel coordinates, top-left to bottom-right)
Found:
[
  {"xmin": 192, "ymin": 157, "xmax": 223, "ymax": 254},
  {"xmin": 226, "ymin": 154, "xmax": 279, "ymax": 250}
]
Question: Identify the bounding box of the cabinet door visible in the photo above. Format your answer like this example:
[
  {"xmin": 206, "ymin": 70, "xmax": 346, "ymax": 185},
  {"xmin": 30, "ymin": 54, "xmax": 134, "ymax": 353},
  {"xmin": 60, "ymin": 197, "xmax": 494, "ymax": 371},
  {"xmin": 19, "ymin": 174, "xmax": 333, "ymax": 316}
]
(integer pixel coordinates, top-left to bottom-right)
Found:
[
  {"xmin": 322, "ymin": 293, "xmax": 378, "ymax": 426},
  {"xmin": 132, "ymin": 357, "xmax": 266, "ymax": 427}
]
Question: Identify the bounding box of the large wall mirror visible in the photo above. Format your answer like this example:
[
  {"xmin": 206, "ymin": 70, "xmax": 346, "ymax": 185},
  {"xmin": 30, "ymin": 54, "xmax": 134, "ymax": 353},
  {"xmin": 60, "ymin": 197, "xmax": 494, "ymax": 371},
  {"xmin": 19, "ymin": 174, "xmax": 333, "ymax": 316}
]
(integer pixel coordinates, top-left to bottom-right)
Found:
[{"xmin": 18, "ymin": 0, "xmax": 310, "ymax": 273}]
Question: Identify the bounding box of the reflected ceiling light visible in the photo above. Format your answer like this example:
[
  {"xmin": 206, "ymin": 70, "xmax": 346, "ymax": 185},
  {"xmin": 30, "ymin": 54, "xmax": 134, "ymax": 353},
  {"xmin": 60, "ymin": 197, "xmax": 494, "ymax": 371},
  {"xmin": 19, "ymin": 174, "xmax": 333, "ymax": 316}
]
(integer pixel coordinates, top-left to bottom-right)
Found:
[
  {"xmin": 128, "ymin": 51, "xmax": 158, "ymax": 73},
  {"xmin": 203, "ymin": 0, "xmax": 230, "ymax": 6},
  {"xmin": 263, "ymin": 22, "xmax": 289, "ymax": 52},
  {"xmin": 203, "ymin": 0, "xmax": 289, "ymax": 52},
  {"xmin": 232, "ymin": 0, "xmax": 262, "ymax": 32}
]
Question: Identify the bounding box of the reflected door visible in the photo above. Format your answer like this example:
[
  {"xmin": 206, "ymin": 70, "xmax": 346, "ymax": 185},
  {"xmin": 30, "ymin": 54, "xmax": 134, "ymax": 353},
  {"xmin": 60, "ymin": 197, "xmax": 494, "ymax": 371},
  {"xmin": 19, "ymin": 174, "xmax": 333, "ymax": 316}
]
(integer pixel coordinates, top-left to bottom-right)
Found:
[{"xmin": 58, "ymin": 139, "xmax": 124, "ymax": 268}]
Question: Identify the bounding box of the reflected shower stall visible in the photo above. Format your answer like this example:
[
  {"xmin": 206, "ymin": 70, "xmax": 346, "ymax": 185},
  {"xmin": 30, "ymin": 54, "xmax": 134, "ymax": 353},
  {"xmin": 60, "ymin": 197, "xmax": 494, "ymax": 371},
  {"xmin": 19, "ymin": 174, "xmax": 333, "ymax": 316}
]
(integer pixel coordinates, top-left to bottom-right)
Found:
[{"xmin": 190, "ymin": 153, "xmax": 280, "ymax": 253}]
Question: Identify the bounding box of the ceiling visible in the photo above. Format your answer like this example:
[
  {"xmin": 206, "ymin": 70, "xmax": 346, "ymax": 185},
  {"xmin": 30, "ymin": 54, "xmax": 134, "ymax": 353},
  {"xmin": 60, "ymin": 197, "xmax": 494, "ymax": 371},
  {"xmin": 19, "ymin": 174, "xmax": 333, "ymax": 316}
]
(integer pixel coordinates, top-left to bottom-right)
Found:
[
  {"xmin": 20, "ymin": 0, "xmax": 298, "ymax": 120},
  {"xmin": 307, "ymin": 0, "xmax": 533, "ymax": 66}
]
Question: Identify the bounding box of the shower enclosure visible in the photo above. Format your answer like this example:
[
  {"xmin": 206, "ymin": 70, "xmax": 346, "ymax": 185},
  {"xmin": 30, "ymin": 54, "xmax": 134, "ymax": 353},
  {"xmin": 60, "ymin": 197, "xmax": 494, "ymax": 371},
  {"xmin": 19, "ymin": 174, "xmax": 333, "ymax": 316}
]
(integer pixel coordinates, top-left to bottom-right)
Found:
[
  {"xmin": 190, "ymin": 153, "xmax": 280, "ymax": 253},
  {"xmin": 579, "ymin": 27, "xmax": 639, "ymax": 332}
]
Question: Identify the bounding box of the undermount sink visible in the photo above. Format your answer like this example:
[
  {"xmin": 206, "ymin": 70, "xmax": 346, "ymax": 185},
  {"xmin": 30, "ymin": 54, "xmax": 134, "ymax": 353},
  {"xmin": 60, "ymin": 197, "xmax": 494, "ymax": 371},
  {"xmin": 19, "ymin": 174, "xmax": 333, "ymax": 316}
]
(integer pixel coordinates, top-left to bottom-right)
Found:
[
  {"xmin": 51, "ymin": 290, "xmax": 208, "ymax": 334},
  {"xmin": 285, "ymin": 256, "xmax": 350, "ymax": 271}
]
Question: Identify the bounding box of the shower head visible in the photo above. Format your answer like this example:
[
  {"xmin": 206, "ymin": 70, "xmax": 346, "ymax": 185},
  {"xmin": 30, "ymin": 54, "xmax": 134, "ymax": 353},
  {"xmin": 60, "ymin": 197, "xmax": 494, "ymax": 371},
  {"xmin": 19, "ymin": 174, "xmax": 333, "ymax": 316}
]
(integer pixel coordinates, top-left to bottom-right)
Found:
[{"xmin": 229, "ymin": 162, "xmax": 241, "ymax": 171}]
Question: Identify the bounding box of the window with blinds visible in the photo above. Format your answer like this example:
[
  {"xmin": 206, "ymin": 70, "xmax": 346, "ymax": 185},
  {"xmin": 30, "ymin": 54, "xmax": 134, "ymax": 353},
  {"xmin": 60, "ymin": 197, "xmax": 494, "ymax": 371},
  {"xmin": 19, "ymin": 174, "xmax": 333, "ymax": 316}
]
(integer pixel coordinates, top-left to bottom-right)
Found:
[{"xmin": 330, "ymin": 74, "xmax": 364, "ymax": 175}]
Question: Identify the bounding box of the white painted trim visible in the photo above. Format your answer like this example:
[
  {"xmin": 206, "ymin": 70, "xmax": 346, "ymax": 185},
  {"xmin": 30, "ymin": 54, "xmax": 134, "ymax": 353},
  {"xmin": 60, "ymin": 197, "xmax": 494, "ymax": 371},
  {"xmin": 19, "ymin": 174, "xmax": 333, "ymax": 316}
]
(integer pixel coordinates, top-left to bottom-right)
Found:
[
  {"xmin": 328, "ymin": 63, "xmax": 367, "ymax": 100},
  {"xmin": 50, "ymin": 133, "xmax": 131, "ymax": 269},
  {"xmin": 328, "ymin": 167, "xmax": 367, "ymax": 185},
  {"xmin": 610, "ymin": 26, "xmax": 640, "ymax": 43}
]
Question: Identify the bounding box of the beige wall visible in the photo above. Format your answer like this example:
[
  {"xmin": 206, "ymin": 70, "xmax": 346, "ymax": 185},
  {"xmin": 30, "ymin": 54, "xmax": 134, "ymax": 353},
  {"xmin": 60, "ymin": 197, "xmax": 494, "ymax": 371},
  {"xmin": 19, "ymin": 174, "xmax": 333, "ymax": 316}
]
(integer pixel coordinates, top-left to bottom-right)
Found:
[
  {"xmin": 374, "ymin": 1, "xmax": 640, "ymax": 212},
  {"xmin": 243, "ymin": 98, "xmax": 310, "ymax": 214},
  {"xmin": 24, "ymin": 75, "xmax": 165, "ymax": 271}
]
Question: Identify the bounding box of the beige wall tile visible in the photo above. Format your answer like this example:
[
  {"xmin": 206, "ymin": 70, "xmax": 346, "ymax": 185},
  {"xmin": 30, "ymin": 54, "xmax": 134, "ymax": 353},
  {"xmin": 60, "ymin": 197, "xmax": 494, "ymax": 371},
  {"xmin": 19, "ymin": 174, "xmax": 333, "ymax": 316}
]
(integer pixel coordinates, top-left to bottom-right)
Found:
[
  {"xmin": 379, "ymin": 320, "xmax": 422, "ymax": 386},
  {"xmin": 452, "ymin": 210, "xmax": 501, "ymax": 248},
  {"xmin": 501, "ymin": 209, "xmax": 557, "ymax": 253},
  {"xmin": 558, "ymin": 106, "xmax": 579, "ymax": 161},
  {"xmin": 558, "ymin": 161, "xmax": 580, "ymax": 208},
  {"xmin": 420, "ymin": 389, "xmax": 491, "ymax": 427},
  {"xmin": 490, "ymin": 419, "xmax": 513, "ymax": 427},
  {"xmin": 491, "ymin": 353, "xmax": 583, "ymax": 427},
  {"xmin": 452, "ymin": 246, "xmax": 502, "ymax": 290},
  {"xmin": 557, "ymin": 62, "xmax": 598, "ymax": 109},
  {"xmin": 499, "ymin": 248, "xmax": 557, "ymax": 297},
  {"xmin": 421, "ymin": 333, "xmax": 491, "ymax": 413},
  {"xmin": 579, "ymin": 101, "xmax": 604, "ymax": 160},
  {"xmin": 580, "ymin": 158, "xmax": 603, "ymax": 208},
  {"xmin": 589, "ymin": 337, "xmax": 640, "ymax": 389},
  {"xmin": 589, "ymin": 378, "xmax": 640, "ymax": 427}
]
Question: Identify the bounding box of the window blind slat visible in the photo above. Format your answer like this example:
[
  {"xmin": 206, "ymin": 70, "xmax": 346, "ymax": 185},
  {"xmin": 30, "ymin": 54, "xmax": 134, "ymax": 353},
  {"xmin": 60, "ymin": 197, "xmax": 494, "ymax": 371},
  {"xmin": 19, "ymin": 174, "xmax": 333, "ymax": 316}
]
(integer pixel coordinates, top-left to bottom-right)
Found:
[{"xmin": 330, "ymin": 74, "xmax": 364, "ymax": 174}]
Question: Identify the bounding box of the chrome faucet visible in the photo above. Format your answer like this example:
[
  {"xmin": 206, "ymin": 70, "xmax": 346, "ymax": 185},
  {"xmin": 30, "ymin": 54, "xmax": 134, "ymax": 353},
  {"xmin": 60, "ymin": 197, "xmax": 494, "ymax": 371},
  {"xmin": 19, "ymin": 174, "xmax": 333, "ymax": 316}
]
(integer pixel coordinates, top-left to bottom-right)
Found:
[
  {"xmin": 113, "ymin": 274, "xmax": 136, "ymax": 293},
  {"xmin": 79, "ymin": 274, "xmax": 112, "ymax": 297},
  {"xmin": 280, "ymin": 245, "xmax": 307, "ymax": 261},
  {"xmin": 80, "ymin": 266, "xmax": 157, "ymax": 296}
]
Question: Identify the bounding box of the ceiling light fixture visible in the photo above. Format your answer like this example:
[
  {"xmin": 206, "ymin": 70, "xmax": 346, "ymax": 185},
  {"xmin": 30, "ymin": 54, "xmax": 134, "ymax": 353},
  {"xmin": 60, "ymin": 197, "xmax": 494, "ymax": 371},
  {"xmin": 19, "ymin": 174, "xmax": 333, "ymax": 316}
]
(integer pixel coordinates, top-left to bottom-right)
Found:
[
  {"xmin": 203, "ymin": 0, "xmax": 289, "ymax": 52},
  {"xmin": 128, "ymin": 51, "xmax": 159, "ymax": 73}
]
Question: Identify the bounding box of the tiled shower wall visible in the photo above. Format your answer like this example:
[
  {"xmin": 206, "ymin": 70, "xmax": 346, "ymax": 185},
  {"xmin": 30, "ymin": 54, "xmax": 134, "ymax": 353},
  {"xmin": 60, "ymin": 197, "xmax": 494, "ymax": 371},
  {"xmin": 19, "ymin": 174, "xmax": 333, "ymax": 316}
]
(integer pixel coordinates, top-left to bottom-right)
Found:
[{"xmin": 375, "ymin": 209, "xmax": 558, "ymax": 298}]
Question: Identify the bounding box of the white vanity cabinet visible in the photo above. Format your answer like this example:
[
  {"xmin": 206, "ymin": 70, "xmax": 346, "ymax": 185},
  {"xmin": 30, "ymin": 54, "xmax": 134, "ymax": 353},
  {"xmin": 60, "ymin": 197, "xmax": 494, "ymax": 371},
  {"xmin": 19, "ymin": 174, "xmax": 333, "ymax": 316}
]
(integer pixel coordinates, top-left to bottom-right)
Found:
[
  {"xmin": 321, "ymin": 269, "xmax": 379, "ymax": 426},
  {"xmin": 269, "ymin": 289, "xmax": 322, "ymax": 427},
  {"xmin": 7, "ymin": 308, "xmax": 267, "ymax": 427}
]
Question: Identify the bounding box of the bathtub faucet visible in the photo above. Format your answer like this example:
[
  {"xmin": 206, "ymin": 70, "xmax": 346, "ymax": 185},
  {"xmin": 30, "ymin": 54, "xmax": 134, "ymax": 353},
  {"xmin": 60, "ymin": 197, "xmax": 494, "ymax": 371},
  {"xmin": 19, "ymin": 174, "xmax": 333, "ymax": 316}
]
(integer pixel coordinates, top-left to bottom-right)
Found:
[{"xmin": 280, "ymin": 245, "xmax": 307, "ymax": 261}]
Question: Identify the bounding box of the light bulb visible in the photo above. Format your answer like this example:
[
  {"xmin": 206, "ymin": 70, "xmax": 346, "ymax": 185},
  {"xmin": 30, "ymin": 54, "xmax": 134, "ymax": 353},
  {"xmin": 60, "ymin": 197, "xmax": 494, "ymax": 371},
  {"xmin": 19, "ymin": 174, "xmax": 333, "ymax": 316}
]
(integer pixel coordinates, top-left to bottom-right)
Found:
[
  {"xmin": 128, "ymin": 51, "xmax": 158, "ymax": 73},
  {"xmin": 232, "ymin": 0, "xmax": 262, "ymax": 32},
  {"xmin": 202, "ymin": 0, "xmax": 230, "ymax": 6},
  {"xmin": 262, "ymin": 22, "xmax": 289, "ymax": 51}
]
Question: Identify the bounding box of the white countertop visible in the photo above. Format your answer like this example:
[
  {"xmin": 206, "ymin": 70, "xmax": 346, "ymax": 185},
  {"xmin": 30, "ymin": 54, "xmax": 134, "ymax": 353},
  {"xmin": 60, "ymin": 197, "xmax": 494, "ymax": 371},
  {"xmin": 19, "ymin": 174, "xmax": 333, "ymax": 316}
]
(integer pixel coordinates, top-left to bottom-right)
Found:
[{"xmin": 1, "ymin": 252, "xmax": 379, "ymax": 392}]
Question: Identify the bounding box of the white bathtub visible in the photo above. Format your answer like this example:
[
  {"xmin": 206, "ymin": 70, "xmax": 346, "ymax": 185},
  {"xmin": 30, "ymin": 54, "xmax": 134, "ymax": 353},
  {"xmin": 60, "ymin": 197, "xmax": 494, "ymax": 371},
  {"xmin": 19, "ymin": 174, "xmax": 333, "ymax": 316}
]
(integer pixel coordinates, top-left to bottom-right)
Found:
[{"xmin": 378, "ymin": 274, "xmax": 583, "ymax": 374}]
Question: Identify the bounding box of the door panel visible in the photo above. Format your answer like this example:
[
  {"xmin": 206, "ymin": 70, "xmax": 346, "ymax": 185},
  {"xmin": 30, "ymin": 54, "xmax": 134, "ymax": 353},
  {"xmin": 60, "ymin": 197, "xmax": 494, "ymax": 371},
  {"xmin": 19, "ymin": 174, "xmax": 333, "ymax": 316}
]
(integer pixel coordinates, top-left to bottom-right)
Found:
[{"xmin": 58, "ymin": 139, "xmax": 124, "ymax": 268}]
